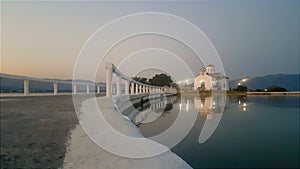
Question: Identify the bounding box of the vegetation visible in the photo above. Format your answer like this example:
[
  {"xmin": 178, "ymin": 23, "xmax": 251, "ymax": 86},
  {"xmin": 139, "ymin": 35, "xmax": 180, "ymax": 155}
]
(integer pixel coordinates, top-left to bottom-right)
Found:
[
  {"xmin": 234, "ymin": 85, "xmax": 248, "ymax": 92},
  {"xmin": 133, "ymin": 73, "xmax": 176, "ymax": 87},
  {"xmin": 148, "ymin": 74, "xmax": 173, "ymax": 87},
  {"xmin": 265, "ymin": 86, "xmax": 288, "ymax": 92},
  {"xmin": 132, "ymin": 77, "xmax": 148, "ymax": 84}
]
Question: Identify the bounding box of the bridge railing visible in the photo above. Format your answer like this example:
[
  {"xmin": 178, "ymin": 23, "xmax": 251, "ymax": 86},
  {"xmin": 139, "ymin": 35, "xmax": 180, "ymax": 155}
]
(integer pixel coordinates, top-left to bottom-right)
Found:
[
  {"xmin": 0, "ymin": 73, "xmax": 105, "ymax": 96},
  {"xmin": 105, "ymin": 62, "xmax": 176, "ymax": 97},
  {"xmin": 1, "ymin": 63, "xmax": 176, "ymax": 97}
]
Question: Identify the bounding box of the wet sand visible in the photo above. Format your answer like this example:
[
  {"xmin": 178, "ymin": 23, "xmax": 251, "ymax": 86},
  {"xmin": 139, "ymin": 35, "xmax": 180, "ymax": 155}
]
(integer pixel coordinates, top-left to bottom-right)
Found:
[{"xmin": 0, "ymin": 95, "xmax": 93, "ymax": 168}]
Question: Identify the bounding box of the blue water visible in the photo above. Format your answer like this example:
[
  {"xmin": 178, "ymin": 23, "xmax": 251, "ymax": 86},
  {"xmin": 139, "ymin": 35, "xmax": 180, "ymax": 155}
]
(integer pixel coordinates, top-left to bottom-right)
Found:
[{"xmin": 139, "ymin": 95, "xmax": 300, "ymax": 168}]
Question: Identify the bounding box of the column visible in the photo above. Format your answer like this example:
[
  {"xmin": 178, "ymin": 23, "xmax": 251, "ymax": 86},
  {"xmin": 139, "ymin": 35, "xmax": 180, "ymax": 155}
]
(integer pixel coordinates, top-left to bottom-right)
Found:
[
  {"xmin": 116, "ymin": 77, "xmax": 121, "ymax": 96},
  {"xmin": 135, "ymin": 83, "xmax": 139, "ymax": 94},
  {"xmin": 53, "ymin": 82, "xmax": 58, "ymax": 95},
  {"xmin": 86, "ymin": 85, "xmax": 90, "ymax": 94},
  {"xmin": 73, "ymin": 84, "xmax": 77, "ymax": 94},
  {"xmin": 97, "ymin": 85, "xmax": 100, "ymax": 94},
  {"xmin": 139, "ymin": 85, "xmax": 142, "ymax": 94},
  {"xmin": 143, "ymin": 85, "xmax": 146, "ymax": 93},
  {"xmin": 125, "ymin": 80, "xmax": 130, "ymax": 95},
  {"xmin": 105, "ymin": 63, "xmax": 113, "ymax": 97},
  {"xmin": 131, "ymin": 82, "xmax": 135, "ymax": 94},
  {"xmin": 24, "ymin": 80, "xmax": 29, "ymax": 96}
]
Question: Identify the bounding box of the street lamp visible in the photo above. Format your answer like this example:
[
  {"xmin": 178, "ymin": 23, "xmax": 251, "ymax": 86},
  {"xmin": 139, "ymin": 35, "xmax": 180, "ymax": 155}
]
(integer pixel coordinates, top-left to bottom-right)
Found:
[{"xmin": 242, "ymin": 79, "xmax": 247, "ymax": 85}]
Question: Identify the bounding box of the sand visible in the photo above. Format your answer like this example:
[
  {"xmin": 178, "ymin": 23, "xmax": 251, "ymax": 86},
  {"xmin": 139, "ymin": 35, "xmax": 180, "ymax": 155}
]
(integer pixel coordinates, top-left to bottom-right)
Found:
[{"xmin": 0, "ymin": 95, "xmax": 92, "ymax": 168}]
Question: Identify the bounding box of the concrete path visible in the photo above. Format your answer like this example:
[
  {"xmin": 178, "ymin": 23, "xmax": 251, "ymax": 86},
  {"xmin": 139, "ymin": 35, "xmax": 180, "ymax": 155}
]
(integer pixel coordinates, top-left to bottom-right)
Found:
[{"xmin": 63, "ymin": 96, "xmax": 192, "ymax": 169}]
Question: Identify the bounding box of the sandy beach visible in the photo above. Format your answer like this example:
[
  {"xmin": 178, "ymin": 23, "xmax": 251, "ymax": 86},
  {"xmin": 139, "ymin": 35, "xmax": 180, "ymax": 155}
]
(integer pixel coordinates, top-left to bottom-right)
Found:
[{"xmin": 0, "ymin": 95, "xmax": 92, "ymax": 168}]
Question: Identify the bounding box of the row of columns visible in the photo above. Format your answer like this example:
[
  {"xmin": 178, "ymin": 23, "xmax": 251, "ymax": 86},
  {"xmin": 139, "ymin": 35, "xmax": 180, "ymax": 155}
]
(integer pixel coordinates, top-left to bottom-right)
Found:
[
  {"xmin": 70, "ymin": 84, "xmax": 103, "ymax": 94},
  {"xmin": 105, "ymin": 63, "xmax": 177, "ymax": 97},
  {"xmin": 22, "ymin": 78, "xmax": 174, "ymax": 97},
  {"xmin": 22, "ymin": 79, "xmax": 102, "ymax": 96},
  {"xmin": 110, "ymin": 77, "xmax": 168, "ymax": 96}
]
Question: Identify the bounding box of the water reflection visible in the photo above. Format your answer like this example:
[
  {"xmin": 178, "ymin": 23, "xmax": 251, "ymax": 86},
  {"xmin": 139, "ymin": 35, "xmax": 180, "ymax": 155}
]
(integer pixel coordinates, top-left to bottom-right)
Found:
[
  {"xmin": 132, "ymin": 96, "xmax": 177, "ymax": 125},
  {"xmin": 194, "ymin": 95, "xmax": 228, "ymax": 115},
  {"xmin": 138, "ymin": 95, "xmax": 299, "ymax": 168},
  {"xmin": 138, "ymin": 94, "xmax": 229, "ymax": 143},
  {"xmin": 193, "ymin": 95, "xmax": 228, "ymax": 143},
  {"xmin": 237, "ymin": 96, "xmax": 248, "ymax": 112}
]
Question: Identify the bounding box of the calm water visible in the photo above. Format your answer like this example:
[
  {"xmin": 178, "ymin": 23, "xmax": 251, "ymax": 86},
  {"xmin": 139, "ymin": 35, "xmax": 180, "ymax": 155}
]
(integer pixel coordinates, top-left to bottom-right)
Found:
[{"xmin": 138, "ymin": 95, "xmax": 299, "ymax": 168}]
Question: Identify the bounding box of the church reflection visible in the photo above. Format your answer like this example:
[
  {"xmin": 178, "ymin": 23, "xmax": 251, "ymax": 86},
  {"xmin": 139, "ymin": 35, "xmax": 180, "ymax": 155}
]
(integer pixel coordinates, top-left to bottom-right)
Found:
[
  {"xmin": 194, "ymin": 95, "xmax": 228, "ymax": 115},
  {"xmin": 193, "ymin": 95, "xmax": 228, "ymax": 143}
]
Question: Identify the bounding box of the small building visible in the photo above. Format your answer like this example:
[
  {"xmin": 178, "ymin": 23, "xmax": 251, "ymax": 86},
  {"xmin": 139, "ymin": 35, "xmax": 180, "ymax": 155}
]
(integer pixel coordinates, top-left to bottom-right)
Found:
[{"xmin": 194, "ymin": 65, "xmax": 229, "ymax": 91}]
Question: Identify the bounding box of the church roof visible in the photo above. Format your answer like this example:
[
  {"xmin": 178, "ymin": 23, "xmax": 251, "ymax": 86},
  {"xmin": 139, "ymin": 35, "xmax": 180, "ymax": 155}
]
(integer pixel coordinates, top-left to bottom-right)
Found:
[
  {"xmin": 195, "ymin": 72, "xmax": 228, "ymax": 79},
  {"xmin": 208, "ymin": 73, "xmax": 222, "ymax": 77}
]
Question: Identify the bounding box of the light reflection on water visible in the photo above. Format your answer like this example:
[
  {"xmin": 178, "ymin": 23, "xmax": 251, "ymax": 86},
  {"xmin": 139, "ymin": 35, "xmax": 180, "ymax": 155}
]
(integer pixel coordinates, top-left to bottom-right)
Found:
[{"xmin": 137, "ymin": 95, "xmax": 299, "ymax": 168}]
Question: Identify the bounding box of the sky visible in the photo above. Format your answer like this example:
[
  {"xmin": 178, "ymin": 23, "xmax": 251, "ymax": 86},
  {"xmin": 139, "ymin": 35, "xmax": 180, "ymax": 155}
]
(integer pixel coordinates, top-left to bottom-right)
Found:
[{"xmin": 1, "ymin": 0, "xmax": 299, "ymax": 82}]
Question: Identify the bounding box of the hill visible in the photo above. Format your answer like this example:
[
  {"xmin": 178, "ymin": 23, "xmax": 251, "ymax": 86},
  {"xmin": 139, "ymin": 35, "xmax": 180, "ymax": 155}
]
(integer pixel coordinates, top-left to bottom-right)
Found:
[{"xmin": 229, "ymin": 74, "xmax": 300, "ymax": 91}]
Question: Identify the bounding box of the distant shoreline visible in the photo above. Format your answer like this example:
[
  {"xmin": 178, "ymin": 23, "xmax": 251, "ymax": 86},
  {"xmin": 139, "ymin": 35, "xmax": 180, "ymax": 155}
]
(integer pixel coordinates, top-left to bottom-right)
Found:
[
  {"xmin": 1, "ymin": 91, "xmax": 300, "ymax": 98},
  {"xmin": 179, "ymin": 91, "xmax": 300, "ymax": 96}
]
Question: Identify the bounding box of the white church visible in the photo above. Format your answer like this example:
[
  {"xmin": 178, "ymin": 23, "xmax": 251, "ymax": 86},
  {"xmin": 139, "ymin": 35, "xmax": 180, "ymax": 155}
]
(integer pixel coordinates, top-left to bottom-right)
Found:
[{"xmin": 194, "ymin": 64, "xmax": 229, "ymax": 91}]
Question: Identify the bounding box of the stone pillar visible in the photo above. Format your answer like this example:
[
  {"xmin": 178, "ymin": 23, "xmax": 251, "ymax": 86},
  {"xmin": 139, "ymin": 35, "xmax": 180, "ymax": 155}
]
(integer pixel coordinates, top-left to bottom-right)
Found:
[
  {"xmin": 105, "ymin": 63, "xmax": 113, "ymax": 97},
  {"xmin": 125, "ymin": 80, "xmax": 130, "ymax": 95},
  {"xmin": 116, "ymin": 77, "xmax": 121, "ymax": 96},
  {"xmin": 131, "ymin": 82, "xmax": 135, "ymax": 94},
  {"xmin": 143, "ymin": 85, "xmax": 146, "ymax": 93},
  {"xmin": 53, "ymin": 82, "xmax": 58, "ymax": 95},
  {"xmin": 73, "ymin": 84, "xmax": 77, "ymax": 94},
  {"xmin": 24, "ymin": 80, "xmax": 29, "ymax": 96},
  {"xmin": 135, "ymin": 83, "xmax": 139, "ymax": 94},
  {"xmin": 86, "ymin": 85, "xmax": 90, "ymax": 94},
  {"xmin": 97, "ymin": 85, "xmax": 100, "ymax": 94},
  {"xmin": 139, "ymin": 85, "xmax": 142, "ymax": 94},
  {"xmin": 146, "ymin": 87, "xmax": 149, "ymax": 93}
]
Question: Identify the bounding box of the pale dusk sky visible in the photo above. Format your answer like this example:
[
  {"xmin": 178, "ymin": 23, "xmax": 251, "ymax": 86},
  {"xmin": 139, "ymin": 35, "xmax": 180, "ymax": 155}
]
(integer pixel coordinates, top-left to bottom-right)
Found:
[{"xmin": 1, "ymin": 1, "xmax": 299, "ymax": 82}]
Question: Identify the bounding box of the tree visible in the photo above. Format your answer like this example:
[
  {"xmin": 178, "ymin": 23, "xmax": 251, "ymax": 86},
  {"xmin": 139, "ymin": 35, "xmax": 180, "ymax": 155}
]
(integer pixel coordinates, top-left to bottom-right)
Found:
[
  {"xmin": 132, "ymin": 73, "xmax": 176, "ymax": 88},
  {"xmin": 132, "ymin": 77, "xmax": 149, "ymax": 84},
  {"xmin": 266, "ymin": 86, "xmax": 288, "ymax": 92},
  {"xmin": 148, "ymin": 73, "xmax": 173, "ymax": 87},
  {"xmin": 234, "ymin": 85, "xmax": 248, "ymax": 92}
]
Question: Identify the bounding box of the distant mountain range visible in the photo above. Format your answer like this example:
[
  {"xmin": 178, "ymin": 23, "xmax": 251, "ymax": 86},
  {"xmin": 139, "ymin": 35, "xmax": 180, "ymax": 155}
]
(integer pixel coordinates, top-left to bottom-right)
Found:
[{"xmin": 229, "ymin": 74, "xmax": 300, "ymax": 91}]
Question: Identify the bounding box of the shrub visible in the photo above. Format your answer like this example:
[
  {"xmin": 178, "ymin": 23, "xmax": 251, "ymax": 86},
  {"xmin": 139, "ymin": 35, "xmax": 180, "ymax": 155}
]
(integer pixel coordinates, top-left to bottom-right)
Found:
[{"xmin": 266, "ymin": 86, "xmax": 288, "ymax": 92}]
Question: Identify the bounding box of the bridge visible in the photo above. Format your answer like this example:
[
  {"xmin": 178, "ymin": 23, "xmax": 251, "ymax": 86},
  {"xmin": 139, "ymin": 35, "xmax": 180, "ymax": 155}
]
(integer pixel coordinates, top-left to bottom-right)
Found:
[{"xmin": 0, "ymin": 62, "xmax": 177, "ymax": 97}]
